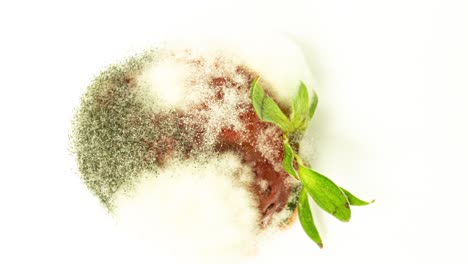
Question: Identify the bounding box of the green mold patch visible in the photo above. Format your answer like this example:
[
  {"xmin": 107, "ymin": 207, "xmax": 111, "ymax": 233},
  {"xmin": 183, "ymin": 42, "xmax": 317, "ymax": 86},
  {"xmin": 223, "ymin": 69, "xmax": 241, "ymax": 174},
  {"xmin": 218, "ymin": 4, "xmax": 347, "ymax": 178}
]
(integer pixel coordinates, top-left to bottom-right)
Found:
[{"xmin": 71, "ymin": 51, "xmax": 159, "ymax": 210}]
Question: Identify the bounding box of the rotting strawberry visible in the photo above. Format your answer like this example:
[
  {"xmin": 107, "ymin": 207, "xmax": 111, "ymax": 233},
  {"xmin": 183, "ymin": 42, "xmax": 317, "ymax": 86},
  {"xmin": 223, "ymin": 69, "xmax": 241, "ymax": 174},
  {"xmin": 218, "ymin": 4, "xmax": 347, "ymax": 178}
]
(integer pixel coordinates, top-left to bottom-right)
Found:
[{"xmin": 71, "ymin": 42, "xmax": 372, "ymax": 256}]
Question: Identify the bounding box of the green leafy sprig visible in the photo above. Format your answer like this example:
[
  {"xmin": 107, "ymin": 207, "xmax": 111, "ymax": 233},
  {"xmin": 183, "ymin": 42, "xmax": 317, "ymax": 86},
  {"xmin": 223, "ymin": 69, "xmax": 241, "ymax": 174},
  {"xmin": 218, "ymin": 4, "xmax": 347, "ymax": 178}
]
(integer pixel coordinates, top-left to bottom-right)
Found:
[{"xmin": 250, "ymin": 77, "xmax": 373, "ymax": 248}]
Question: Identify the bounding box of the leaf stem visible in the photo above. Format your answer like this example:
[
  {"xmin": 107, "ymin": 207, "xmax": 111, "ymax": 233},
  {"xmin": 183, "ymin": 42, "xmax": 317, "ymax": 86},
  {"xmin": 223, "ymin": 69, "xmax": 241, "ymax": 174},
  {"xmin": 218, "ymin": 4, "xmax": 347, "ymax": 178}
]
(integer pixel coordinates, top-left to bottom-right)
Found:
[{"xmin": 294, "ymin": 152, "xmax": 304, "ymax": 167}]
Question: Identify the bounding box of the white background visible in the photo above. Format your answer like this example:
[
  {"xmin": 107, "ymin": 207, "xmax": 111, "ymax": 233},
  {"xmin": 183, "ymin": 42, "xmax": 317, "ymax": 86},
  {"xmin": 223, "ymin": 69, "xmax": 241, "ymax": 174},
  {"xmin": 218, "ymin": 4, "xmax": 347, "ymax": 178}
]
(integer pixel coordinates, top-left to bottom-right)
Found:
[{"xmin": 1, "ymin": 0, "xmax": 468, "ymax": 263}]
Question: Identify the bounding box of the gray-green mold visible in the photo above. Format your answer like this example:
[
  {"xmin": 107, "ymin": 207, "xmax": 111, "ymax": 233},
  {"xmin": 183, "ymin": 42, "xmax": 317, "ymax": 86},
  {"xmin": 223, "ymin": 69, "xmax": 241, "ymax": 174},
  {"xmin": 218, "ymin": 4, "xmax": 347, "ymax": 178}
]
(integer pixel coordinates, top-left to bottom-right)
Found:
[{"xmin": 71, "ymin": 51, "xmax": 159, "ymax": 210}]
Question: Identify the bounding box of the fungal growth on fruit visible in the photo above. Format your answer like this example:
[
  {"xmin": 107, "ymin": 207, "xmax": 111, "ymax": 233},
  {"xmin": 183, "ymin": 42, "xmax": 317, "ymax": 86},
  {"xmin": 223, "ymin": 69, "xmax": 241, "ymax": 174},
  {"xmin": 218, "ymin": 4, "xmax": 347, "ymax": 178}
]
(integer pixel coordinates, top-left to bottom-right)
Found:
[{"xmin": 71, "ymin": 39, "xmax": 372, "ymax": 256}]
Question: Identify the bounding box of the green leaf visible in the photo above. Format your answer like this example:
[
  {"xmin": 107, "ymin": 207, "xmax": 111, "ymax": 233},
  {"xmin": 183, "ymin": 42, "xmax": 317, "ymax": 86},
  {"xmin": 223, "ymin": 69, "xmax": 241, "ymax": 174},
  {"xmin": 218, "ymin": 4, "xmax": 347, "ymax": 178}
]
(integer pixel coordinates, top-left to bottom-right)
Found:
[
  {"xmin": 250, "ymin": 78, "xmax": 291, "ymax": 132},
  {"xmin": 290, "ymin": 81, "xmax": 309, "ymax": 129},
  {"xmin": 298, "ymin": 165, "xmax": 351, "ymax": 222},
  {"xmin": 308, "ymin": 89, "xmax": 318, "ymax": 119},
  {"xmin": 340, "ymin": 187, "xmax": 374, "ymax": 206},
  {"xmin": 298, "ymin": 188, "xmax": 323, "ymax": 248},
  {"xmin": 282, "ymin": 142, "xmax": 297, "ymax": 178}
]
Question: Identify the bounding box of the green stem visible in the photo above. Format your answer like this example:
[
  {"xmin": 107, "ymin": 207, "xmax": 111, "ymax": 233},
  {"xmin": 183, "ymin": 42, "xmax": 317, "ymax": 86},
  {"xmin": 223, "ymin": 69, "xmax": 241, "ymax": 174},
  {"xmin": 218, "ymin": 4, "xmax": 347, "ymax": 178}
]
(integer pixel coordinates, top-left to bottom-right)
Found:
[{"xmin": 294, "ymin": 152, "xmax": 304, "ymax": 167}]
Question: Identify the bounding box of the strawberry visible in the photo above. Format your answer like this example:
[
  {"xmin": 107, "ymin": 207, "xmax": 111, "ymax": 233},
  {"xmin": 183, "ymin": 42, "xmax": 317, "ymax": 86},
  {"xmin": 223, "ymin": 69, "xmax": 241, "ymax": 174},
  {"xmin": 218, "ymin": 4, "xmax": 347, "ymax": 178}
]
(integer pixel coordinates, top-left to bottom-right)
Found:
[{"xmin": 72, "ymin": 45, "xmax": 372, "ymax": 254}]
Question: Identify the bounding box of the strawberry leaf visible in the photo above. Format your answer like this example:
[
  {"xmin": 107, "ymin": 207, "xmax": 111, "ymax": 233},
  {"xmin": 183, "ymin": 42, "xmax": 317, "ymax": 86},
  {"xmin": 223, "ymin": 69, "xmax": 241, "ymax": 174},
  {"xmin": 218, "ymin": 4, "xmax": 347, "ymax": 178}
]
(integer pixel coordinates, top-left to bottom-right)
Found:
[
  {"xmin": 340, "ymin": 187, "xmax": 374, "ymax": 206},
  {"xmin": 298, "ymin": 188, "xmax": 323, "ymax": 248},
  {"xmin": 308, "ymin": 88, "xmax": 318, "ymax": 120},
  {"xmin": 290, "ymin": 81, "xmax": 309, "ymax": 129},
  {"xmin": 298, "ymin": 165, "xmax": 351, "ymax": 222},
  {"xmin": 250, "ymin": 77, "xmax": 291, "ymax": 132},
  {"xmin": 282, "ymin": 141, "xmax": 297, "ymax": 178}
]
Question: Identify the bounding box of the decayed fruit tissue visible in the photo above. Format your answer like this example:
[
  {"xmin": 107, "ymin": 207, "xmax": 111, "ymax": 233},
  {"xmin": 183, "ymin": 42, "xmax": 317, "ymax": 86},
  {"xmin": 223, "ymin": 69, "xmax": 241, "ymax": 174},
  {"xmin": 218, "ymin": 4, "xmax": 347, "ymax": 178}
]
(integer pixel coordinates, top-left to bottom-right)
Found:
[{"xmin": 71, "ymin": 35, "xmax": 372, "ymax": 258}]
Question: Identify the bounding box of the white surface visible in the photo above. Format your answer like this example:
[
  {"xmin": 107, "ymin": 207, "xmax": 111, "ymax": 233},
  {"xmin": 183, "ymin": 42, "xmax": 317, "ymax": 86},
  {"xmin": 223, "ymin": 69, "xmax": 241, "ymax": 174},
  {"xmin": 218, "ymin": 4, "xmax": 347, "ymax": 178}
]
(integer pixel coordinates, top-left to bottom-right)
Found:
[{"xmin": 1, "ymin": 0, "xmax": 468, "ymax": 263}]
